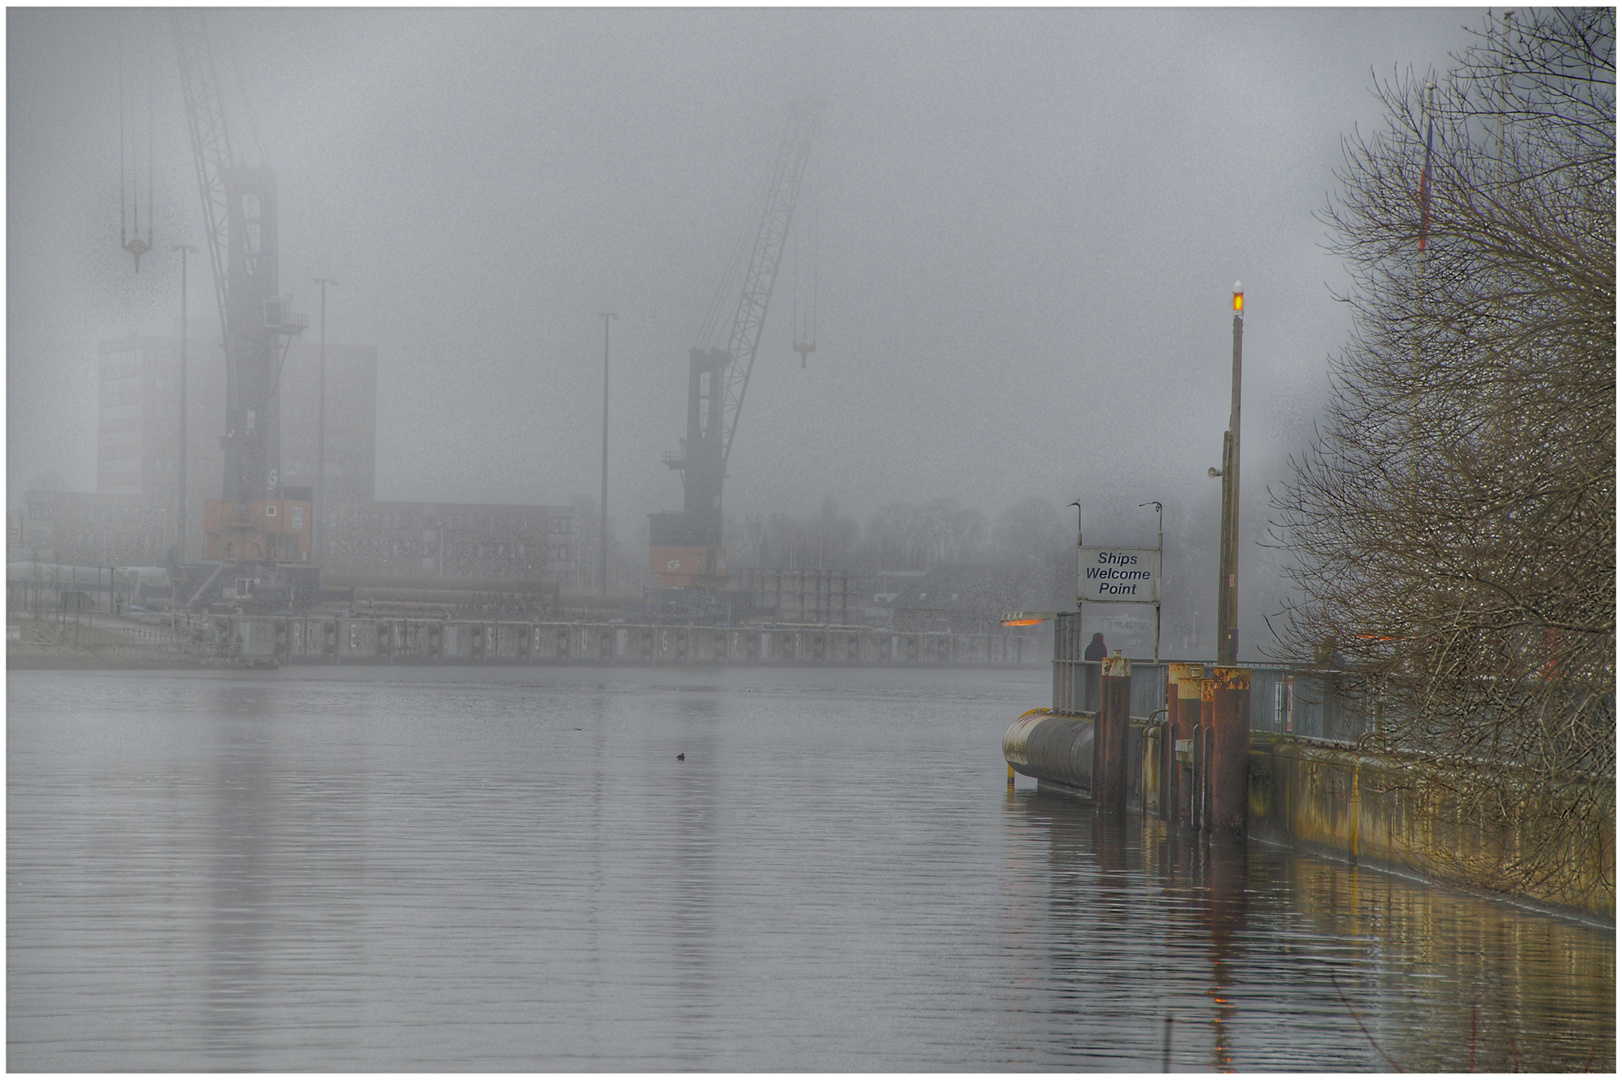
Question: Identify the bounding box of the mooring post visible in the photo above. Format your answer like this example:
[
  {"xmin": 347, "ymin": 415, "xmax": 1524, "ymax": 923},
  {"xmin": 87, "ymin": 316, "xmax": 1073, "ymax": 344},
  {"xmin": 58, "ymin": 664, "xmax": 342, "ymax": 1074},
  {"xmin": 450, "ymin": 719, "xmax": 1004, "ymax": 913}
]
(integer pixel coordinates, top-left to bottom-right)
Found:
[
  {"xmin": 1094, "ymin": 651, "xmax": 1132, "ymax": 811},
  {"xmin": 1210, "ymin": 667, "xmax": 1251, "ymax": 835},
  {"xmin": 1161, "ymin": 665, "xmax": 1176, "ymax": 820},
  {"xmin": 1164, "ymin": 663, "xmax": 1202, "ymax": 825},
  {"xmin": 1198, "ymin": 677, "xmax": 1217, "ymax": 830}
]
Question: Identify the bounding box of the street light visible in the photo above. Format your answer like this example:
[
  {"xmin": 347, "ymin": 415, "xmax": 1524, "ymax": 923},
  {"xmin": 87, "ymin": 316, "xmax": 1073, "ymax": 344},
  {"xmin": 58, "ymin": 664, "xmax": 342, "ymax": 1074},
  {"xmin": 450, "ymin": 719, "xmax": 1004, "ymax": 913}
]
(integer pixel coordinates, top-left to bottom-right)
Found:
[
  {"xmin": 1068, "ymin": 499, "xmax": 1084, "ymax": 647},
  {"xmin": 598, "ymin": 313, "xmax": 618, "ymax": 596},
  {"xmin": 313, "ymin": 277, "xmax": 337, "ymax": 567},
  {"xmin": 171, "ymin": 243, "xmax": 197, "ymax": 564}
]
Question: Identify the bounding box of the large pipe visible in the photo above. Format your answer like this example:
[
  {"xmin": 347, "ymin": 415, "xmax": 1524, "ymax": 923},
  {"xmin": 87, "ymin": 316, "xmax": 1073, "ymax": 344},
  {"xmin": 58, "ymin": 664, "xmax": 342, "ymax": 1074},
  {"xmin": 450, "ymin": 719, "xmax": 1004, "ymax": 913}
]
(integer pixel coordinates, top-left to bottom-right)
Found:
[{"xmin": 1003, "ymin": 709, "xmax": 1094, "ymax": 795}]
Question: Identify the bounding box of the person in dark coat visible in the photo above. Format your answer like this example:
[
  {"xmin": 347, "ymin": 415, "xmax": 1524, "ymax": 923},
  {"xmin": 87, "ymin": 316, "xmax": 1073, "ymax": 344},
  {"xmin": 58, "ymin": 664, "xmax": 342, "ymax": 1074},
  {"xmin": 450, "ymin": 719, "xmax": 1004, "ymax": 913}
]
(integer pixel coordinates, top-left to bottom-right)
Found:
[{"xmin": 1083, "ymin": 632, "xmax": 1107, "ymax": 662}]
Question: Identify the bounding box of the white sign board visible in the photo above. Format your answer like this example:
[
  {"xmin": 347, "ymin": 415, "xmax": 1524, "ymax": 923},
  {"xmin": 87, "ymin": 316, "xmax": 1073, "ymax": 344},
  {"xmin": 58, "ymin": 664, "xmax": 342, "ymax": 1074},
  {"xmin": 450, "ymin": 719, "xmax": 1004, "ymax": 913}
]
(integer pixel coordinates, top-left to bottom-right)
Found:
[{"xmin": 1078, "ymin": 546, "xmax": 1161, "ymax": 603}]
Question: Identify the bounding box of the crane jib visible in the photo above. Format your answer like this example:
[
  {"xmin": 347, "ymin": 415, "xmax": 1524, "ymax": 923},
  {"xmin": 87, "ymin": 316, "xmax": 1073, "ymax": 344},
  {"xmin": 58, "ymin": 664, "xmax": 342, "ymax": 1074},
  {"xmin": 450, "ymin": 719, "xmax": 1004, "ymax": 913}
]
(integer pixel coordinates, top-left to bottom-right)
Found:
[
  {"xmin": 719, "ymin": 106, "xmax": 817, "ymax": 469},
  {"xmin": 652, "ymin": 104, "xmax": 818, "ymax": 589}
]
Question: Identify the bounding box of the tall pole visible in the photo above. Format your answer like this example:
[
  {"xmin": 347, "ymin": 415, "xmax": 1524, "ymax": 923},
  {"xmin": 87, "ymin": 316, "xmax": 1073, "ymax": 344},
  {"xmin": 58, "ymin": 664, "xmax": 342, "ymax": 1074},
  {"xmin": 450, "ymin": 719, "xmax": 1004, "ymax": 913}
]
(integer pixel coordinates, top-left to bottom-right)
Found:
[
  {"xmin": 1069, "ymin": 499, "xmax": 1083, "ymax": 646},
  {"xmin": 1141, "ymin": 501, "xmax": 1163, "ymax": 662},
  {"xmin": 172, "ymin": 244, "xmax": 197, "ymax": 564},
  {"xmin": 598, "ymin": 313, "xmax": 617, "ymax": 596},
  {"xmin": 313, "ymin": 278, "xmax": 336, "ymax": 567},
  {"xmin": 1217, "ymin": 282, "xmax": 1243, "ymax": 665}
]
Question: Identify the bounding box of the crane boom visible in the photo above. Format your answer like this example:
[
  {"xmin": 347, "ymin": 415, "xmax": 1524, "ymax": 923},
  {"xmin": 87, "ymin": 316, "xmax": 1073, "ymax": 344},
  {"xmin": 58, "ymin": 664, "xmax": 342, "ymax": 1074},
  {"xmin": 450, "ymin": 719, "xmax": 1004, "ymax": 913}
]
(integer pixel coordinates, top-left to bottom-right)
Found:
[
  {"xmin": 717, "ymin": 103, "xmax": 816, "ymax": 470},
  {"xmin": 171, "ymin": 12, "xmax": 234, "ymax": 369},
  {"xmin": 650, "ymin": 104, "xmax": 817, "ymax": 590}
]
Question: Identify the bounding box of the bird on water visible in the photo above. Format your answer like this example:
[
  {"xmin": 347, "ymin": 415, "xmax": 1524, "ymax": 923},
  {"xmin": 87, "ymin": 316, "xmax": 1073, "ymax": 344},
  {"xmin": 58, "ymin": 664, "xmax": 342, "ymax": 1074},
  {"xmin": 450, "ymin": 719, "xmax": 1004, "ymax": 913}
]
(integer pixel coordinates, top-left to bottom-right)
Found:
[{"xmin": 677, "ymin": 753, "xmax": 685, "ymax": 761}]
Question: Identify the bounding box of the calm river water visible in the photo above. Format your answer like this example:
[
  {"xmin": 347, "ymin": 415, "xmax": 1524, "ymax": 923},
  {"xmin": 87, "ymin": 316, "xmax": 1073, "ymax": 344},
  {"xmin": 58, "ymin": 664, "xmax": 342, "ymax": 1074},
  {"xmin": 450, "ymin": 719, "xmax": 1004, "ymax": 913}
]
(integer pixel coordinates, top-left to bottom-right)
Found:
[{"xmin": 8, "ymin": 665, "xmax": 1614, "ymax": 1071}]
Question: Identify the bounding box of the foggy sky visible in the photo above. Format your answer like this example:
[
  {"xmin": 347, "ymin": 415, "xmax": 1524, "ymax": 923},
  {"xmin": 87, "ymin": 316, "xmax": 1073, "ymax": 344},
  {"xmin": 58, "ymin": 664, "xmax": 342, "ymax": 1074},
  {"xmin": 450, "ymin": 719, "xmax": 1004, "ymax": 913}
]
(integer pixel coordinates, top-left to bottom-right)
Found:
[{"xmin": 8, "ymin": 7, "xmax": 1478, "ymax": 640}]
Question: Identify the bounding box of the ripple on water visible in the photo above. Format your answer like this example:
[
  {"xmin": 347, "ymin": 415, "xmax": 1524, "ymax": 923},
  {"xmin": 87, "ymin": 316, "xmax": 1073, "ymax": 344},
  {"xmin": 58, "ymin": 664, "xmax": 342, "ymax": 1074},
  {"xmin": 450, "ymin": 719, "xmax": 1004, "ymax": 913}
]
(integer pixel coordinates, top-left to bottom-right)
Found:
[{"xmin": 7, "ymin": 666, "xmax": 1614, "ymax": 1071}]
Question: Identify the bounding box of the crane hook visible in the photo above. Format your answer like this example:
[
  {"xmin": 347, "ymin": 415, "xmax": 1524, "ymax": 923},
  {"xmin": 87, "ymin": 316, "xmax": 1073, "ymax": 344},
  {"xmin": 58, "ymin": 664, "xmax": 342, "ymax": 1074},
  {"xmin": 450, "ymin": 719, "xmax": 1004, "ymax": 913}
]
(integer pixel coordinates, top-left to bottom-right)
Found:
[{"xmin": 124, "ymin": 235, "xmax": 152, "ymax": 273}]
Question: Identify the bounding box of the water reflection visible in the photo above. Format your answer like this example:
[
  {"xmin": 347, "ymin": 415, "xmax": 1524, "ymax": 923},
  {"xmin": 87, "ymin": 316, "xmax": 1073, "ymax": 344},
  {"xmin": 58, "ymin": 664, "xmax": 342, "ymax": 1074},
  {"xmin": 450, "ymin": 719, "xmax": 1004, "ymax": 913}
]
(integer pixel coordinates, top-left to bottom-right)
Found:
[
  {"xmin": 8, "ymin": 669, "xmax": 1612, "ymax": 1071},
  {"xmin": 1004, "ymin": 792, "xmax": 1255, "ymax": 1070},
  {"xmin": 202, "ymin": 682, "xmax": 274, "ymax": 1061},
  {"xmin": 579, "ymin": 687, "xmax": 609, "ymax": 1061},
  {"xmin": 662, "ymin": 693, "xmax": 721, "ymax": 1067},
  {"xmin": 1280, "ymin": 852, "xmax": 1615, "ymax": 1072},
  {"xmin": 198, "ymin": 678, "xmax": 372, "ymax": 1068},
  {"xmin": 1005, "ymin": 787, "xmax": 1613, "ymax": 1071}
]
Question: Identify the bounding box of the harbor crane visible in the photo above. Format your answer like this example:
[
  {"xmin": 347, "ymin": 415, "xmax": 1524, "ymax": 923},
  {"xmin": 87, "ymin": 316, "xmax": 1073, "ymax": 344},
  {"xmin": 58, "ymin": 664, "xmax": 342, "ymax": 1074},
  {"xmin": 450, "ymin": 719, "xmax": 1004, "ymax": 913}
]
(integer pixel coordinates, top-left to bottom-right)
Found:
[
  {"xmin": 650, "ymin": 104, "xmax": 817, "ymax": 589},
  {"xmin": 171, "ymin": 12, "xmax": 313, "ymax": 595}
]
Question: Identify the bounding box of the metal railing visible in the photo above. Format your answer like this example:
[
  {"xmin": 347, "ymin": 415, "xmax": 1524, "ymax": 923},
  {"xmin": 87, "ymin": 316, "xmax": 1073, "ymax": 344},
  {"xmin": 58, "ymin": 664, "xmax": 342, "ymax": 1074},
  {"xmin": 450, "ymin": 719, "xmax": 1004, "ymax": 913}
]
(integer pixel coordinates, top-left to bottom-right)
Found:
[{"xmin": 1052, "ymin": 612, "xmax": 1367, "ymax": 743}]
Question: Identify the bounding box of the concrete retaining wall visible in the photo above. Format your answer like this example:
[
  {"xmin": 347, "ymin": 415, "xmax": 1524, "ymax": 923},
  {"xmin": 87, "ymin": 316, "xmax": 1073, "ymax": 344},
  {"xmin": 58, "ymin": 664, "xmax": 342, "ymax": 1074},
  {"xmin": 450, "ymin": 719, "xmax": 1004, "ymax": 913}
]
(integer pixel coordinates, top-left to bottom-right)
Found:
[
  {"xmin": 1248, "ymin": 735, "xmax": 1614, "ymax": 921},
  {"xmin": 1004, "ymin": 712, "xmax": 1614, "ymax": 921},
  {"xmin": 199, "ymin": 615, "xmax": 1041, "ymax": 667}
]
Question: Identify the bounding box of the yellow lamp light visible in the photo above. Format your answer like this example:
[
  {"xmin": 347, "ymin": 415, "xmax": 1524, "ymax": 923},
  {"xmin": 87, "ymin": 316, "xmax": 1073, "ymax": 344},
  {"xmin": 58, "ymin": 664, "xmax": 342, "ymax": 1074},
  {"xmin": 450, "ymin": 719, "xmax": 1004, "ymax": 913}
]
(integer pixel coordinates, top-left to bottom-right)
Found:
[
  {"xmin": 1001, "ymin": 610, "xmax": 1059, "ymax": 627},
  {"xmin": 1233, "ymin": 280, "xmax": 1244, "ymax": 313}
]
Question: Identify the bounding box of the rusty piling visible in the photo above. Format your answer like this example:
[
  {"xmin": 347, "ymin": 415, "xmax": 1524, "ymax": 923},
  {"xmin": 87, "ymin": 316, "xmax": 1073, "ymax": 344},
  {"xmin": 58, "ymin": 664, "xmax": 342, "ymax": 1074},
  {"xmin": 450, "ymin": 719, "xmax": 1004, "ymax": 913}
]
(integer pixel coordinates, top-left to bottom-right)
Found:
[
  {"xmin": 1164, "ymin": 663, "xmax": 1203, "ymax": 826},
  {"xmin": 1093, "ymin": 651, "xmax": 1132, "ymax": 811},
  {"xmin": 1198, "ymin": 677, "xmax": 1217, "ymax": 830},
  {"xmin": 1210, "ymin": 667, "xmax": 1251, "ymax": 835}
]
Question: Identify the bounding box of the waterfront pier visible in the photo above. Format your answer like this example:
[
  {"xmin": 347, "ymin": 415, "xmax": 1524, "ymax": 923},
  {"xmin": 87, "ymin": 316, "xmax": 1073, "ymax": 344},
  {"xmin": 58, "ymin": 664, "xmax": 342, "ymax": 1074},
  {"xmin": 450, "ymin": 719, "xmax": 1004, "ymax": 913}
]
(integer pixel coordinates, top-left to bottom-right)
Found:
[{"xmin": 1005, "ymin": 612, "xmax": 1615, "ymax": 922}]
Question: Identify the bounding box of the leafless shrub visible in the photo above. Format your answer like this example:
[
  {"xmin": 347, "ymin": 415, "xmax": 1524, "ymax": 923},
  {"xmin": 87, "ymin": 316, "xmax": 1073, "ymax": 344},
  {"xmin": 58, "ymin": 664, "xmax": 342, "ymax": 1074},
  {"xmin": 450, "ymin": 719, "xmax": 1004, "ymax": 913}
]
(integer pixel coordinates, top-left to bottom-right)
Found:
[{"xmin": 1271, "ymin": 10, "xmax": 1614, "ymax": 903}]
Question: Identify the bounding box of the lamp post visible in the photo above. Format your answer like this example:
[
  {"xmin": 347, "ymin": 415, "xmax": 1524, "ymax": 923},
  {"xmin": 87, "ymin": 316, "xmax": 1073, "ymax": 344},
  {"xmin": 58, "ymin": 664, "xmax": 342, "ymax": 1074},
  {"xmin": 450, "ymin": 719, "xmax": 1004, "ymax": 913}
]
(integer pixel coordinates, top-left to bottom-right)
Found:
[
  {"xmin": 1069, "ymin": 499, "xmax": 1084, "ymax": 654},
  {"xmin": 598, "ymin": 313, "xmax": 618, "ymax": 596},
  {"xmin": 1068, "ymin": 499, "xmax": 1083, "ymax": 603},
  {"xmin": 171, "ymin": 244, "xmax": 197, "ymax": 564},
  {"xmin": 313, "ymin": 277, "xmax": 336, "ymax": 566},
  {"xmin": 1214, "ymin": 282, "xmax": 1244, "ymax": 665}
]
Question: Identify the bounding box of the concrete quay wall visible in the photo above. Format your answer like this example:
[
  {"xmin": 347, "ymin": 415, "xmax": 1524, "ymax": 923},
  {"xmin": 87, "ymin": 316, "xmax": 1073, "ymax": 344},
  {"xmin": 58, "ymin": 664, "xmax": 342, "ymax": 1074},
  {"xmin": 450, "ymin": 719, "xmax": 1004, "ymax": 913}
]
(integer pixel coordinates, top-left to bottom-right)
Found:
[
  {"xmin": 224, "ymin": 615, "xmax": 1041, "ymax": 667},
  {"xmin": 1247, "ymin": 734, "xmax": 1614, "ymax": 922},
  {"xmin": 1007, "ymin": 711, "xmax": 1614, "ymax": 922}
]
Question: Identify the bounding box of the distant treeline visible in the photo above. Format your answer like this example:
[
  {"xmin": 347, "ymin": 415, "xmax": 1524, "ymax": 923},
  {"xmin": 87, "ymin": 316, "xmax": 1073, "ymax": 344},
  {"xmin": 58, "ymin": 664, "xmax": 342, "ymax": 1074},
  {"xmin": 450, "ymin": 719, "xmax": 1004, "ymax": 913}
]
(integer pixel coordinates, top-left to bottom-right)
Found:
[{"xmin": 722, "ymin": 495, "xmax": 1072, "ymax": 579}]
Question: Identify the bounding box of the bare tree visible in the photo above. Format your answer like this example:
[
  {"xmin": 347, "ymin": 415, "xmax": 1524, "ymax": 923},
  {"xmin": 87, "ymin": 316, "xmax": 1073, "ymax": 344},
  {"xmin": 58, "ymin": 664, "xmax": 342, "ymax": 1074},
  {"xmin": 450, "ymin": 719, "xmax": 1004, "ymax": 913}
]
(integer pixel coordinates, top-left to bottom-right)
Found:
[
  {"xmin": 993, "ymin": 496, "xmax": 1072, "ymax": 606},
  {"xmin": 863, "ymin": 502, "xmax": 930, "ymax": 569},
  {"xmin": 1271, "ymin": 10, "xmax": 1614, "ymax": 904},
  {"xmin": 992, "ymin": 496, "xmax": 1065, "ymax": 564}
]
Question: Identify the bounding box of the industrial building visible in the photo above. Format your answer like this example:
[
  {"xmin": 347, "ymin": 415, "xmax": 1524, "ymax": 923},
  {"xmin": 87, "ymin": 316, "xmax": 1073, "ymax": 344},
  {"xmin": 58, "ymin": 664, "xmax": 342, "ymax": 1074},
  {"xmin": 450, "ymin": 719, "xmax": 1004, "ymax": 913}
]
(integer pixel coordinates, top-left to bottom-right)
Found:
[
  {"xmin": 13, "ymin": 330, "xmax": 578, "ymax": 593},
  {"xmin": 730, "ymin": 568, "xmax": 850, "ymax": 624},
  {"xmin": 95, "ymin": 331, "xmax": 377, "ymax": 522},
  {"xmin": 323, "ymin": 501, "xmax": 577, "ymax": 585},
  {"xmin": 13, "ymin": 331, "xmax": 375, "ymax": 569},
  {"xmin": 12, "ymin": 491, "xmax": 172, "ymax": 568}
]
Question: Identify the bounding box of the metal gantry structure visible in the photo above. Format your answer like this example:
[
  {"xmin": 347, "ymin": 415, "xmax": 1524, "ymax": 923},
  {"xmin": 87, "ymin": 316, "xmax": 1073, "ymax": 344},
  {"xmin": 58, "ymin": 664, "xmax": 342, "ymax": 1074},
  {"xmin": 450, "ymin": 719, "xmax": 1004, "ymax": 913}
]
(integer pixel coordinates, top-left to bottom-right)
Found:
[
  {"xmin": 172, "ymin": 11, "xmax": 306, "ymax": 511},
  {"xmin": 650, "ymin": 103, "xmax": 818, "ymax": 589}
]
